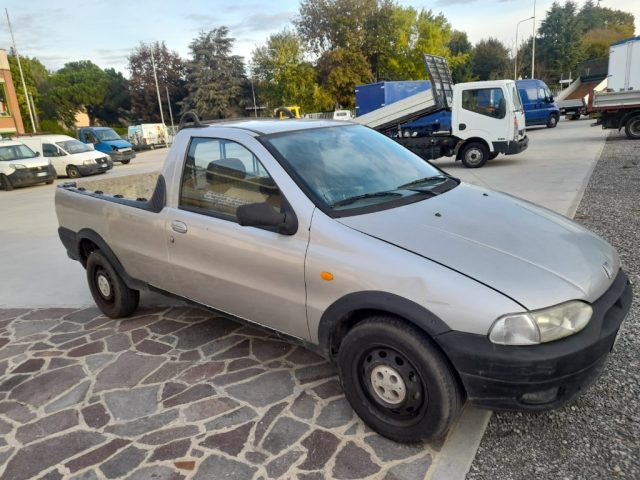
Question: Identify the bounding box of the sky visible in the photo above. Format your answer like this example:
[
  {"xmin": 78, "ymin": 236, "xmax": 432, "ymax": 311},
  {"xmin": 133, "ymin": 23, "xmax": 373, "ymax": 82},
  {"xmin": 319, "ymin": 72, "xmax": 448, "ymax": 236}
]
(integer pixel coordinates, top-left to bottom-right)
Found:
[{"xmin": 0, "ymin": 0, "xmax": 638, "ymax": 75}]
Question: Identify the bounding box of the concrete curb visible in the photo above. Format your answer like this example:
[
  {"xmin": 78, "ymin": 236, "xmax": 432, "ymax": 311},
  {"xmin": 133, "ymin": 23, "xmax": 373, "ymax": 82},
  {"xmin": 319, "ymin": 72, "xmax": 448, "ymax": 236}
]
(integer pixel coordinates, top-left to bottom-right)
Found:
[{"xmin": 426, "ymin": 406, "xmax": 492, "ymax": 480}]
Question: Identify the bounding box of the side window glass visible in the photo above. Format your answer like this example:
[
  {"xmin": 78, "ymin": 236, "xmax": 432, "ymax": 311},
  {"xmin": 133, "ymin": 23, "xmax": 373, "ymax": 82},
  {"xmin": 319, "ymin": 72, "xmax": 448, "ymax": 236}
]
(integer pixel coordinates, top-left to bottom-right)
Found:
[
  {"xmin": 461, "ymin": 88, "xmax": 506, "ymax": 119},
  {"xmin": 180, "ymin": 137, "xmax": 282, "ymax": 221},
  {"xmin": 538, "ymin": 87, "xmax": 547, "ymax": 102},
  {"xmin": 43, "ymin": 144, "xmax": 57, "ymax": 156}
]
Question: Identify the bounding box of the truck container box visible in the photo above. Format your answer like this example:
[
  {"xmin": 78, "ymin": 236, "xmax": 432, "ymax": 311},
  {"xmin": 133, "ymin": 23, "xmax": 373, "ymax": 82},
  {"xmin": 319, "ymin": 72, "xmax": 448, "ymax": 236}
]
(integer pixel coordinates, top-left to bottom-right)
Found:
[
  {"xmin": 355, "ymin": 81, "xmax": 431, "ymax": 117},
  {"xmin": 608, "ymin": 36, "xmax": 640, "ymax": 92}
]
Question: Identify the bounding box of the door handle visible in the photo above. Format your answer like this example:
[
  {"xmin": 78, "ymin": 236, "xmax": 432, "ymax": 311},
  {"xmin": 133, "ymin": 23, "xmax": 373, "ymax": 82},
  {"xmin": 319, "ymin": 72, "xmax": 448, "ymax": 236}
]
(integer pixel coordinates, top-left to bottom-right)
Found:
[{"xmin": 171, "ymin": 221, "xmax": 188, "ymax": 234}]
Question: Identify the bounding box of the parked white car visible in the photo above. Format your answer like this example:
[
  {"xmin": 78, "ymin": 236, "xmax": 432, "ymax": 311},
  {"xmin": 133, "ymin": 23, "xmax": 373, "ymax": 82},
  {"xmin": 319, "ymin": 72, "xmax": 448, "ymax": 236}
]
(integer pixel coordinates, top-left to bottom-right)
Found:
[
  {"xmin": 18, "ymin": 134, "xmax": 112, "ymax": 178},
  {"xmin": 0, "ymin": 139, "xmax": 56, "ymax": 190}
]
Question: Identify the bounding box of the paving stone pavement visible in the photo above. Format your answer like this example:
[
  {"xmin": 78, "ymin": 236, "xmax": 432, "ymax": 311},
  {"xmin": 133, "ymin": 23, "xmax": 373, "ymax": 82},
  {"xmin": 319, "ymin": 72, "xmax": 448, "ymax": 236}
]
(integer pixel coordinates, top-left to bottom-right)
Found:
[{"xmin": 0, "ymin": 306, "xmax": 442, "ymax": 479}]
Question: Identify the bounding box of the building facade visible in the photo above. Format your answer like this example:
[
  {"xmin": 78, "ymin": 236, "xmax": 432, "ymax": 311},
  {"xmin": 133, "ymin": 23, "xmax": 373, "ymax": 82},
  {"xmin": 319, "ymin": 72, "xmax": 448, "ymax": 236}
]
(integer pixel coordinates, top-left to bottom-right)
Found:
[{"xmin": 0, "ymin": 49, "xmax": 25, "ymax": 135}]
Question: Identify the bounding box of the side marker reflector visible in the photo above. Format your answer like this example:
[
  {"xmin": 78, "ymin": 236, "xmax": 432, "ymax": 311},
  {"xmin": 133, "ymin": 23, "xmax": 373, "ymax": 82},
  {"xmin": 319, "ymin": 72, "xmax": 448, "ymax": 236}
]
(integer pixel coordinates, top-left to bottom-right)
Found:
[{"xmin": 320, "ymin": 271, "xmax": 334, "ymax": 281}]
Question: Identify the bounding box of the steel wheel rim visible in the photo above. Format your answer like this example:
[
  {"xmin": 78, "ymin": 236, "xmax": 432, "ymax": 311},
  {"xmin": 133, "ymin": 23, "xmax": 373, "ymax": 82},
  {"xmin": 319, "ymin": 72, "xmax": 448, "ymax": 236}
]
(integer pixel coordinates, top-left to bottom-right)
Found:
[
  {"xmin": 95, "ymin": 269, "xmax": 113, "ymax": 301},
  {"xmin": 465, "ymin": 148, "xmax": 484, "ymax": 166},
  {"xmin": 360, "ymin": 346, "xmax": 426, "ymax": 419}
]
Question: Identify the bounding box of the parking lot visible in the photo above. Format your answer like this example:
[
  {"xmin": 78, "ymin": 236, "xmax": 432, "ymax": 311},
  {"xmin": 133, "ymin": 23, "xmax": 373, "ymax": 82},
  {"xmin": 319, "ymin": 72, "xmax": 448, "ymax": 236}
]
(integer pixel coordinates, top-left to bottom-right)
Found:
[{"xmin": 1, "ymin": 118, "xmax": 636, "ymax": 480}]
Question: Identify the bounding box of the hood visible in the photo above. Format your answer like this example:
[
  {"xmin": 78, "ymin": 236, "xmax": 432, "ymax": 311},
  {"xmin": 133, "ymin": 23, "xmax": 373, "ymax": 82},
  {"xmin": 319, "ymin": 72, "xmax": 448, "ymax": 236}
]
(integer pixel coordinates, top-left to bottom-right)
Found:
[
  {"xmin": 64, "ymin": 150, "xmax": 109, "ymax": 162},
  {"xmin": 102, "ymin": 139, "xmax": 132, "ymax": 149},
  {"xmin": 338, "ymin": 183, "xmax": 618, "ymax": 310},
  {"xmin": 10, "ymin": 156, "xmax": 50, "ymax": 168}
]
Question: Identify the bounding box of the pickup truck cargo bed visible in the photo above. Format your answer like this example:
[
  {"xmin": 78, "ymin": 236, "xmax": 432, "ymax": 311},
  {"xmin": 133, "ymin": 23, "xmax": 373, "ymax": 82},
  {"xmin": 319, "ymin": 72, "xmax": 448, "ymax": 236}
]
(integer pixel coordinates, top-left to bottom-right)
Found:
[{"xmin": 75, "ymin": 172, "xmax": 160, "ymax": 201}]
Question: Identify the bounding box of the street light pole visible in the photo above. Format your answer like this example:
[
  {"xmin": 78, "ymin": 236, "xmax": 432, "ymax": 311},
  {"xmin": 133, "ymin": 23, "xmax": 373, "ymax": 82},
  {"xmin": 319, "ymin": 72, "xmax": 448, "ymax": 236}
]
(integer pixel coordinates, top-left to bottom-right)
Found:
[
  {"xmin": 531, "ymin": 0, "xmax": 537, "ymax": 79},
  {"xmin": 150, "ymin": 46, "xmax": 167, "ymax": 148},
  {"xmin": 515, "ymin": 16, "xmax": 534, "ymax": 79}
]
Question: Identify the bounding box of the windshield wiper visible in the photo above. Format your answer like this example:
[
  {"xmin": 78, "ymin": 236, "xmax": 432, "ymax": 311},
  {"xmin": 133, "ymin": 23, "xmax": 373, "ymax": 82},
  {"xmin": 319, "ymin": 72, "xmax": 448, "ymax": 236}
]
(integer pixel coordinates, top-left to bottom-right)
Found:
[
  {"xmin": 331, "ymin": 191, "xmax": 403, "ymax": 208},
  {"xmin": 396, "ymin": 175, "xmax": 452, "ymax": 190}
]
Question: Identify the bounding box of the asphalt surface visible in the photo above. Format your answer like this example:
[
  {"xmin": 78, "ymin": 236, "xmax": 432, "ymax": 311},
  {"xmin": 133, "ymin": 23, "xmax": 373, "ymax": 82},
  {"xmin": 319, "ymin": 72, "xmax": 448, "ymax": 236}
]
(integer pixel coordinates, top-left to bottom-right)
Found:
[{"xmin": 467, "ymin": 131, "xmax": 640, "ymax": 480}]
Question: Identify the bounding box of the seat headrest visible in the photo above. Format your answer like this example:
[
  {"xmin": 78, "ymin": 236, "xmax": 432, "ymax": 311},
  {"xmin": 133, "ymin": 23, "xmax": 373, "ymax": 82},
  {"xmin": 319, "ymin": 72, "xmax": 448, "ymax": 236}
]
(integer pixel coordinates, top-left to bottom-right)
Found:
[{"xmin": 206, "ymin": 158, "xmax": 246, "ymax": 182}]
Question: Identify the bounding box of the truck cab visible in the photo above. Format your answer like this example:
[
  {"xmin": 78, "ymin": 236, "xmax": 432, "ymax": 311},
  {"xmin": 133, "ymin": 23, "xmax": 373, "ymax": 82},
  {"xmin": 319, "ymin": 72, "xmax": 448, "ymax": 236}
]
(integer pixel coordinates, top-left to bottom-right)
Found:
[
  {"xmin": 78, "ymin": 127, "xmax": 136, "ymax": 164},
  {"xmin": 516, "ymin": 79, "xmax": 560, "ymax": 128}
]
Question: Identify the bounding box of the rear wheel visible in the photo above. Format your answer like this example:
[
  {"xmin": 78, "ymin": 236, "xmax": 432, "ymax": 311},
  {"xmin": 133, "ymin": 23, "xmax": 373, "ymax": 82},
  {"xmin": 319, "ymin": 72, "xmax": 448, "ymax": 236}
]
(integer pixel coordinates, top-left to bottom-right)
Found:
[
  {"xmin": 121, "ymin": 160, "xmax": 131, "ymax": 165},
  {"xmin": 86, "ymin": 251, "xmax": 139, "ymax": 318},
  {"xmin": 0, "ymin": 174, "xmax": 13, "ymax": 191},
  {"xmin": 546, "ymin": 114, "xmax": 559, "ymax": 128},
  {"xmin": 337, "ymin": 316, "xmax": 463, "ymax": 442},
  {"xmin": 460, "ymin": 142, "xmax": 489, "ymax": 168},
  {"xmin": 624, "ymin": 116, "xmax": 640, "ymax": 140},
  {"xmin": 66, "ymin": 165, "xmax": 81, "ymax": 178}
]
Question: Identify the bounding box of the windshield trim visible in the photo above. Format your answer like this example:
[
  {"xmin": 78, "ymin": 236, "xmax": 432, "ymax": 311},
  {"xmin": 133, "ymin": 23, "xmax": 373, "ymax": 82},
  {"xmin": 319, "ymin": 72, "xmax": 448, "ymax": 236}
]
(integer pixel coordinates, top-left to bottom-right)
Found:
[{"xmin": 257, "ymin": 125, "xmax": 459, "ymax": 219}]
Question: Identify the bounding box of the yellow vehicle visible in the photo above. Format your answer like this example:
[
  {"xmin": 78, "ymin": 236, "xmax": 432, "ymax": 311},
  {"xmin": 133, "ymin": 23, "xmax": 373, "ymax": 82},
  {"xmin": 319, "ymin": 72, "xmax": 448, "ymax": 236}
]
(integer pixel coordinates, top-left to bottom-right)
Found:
[{"xmin": 274, "ymin": 106, "xmax": 302, "ymax": 119}]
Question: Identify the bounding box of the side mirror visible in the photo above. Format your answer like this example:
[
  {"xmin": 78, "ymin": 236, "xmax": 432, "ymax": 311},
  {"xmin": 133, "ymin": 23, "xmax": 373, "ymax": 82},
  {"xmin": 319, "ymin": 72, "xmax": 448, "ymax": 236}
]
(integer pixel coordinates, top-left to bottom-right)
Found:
[
  {"xmin": 548, "ymin": 95, "xmax": 554, "ymax": 103},
  {"xmin": 35, "ymin": 151, "xmax": 40, "ymax": 157},
  {"xmin": 236, "ymin": 202, "xmax": 298, "ymax": 235}
]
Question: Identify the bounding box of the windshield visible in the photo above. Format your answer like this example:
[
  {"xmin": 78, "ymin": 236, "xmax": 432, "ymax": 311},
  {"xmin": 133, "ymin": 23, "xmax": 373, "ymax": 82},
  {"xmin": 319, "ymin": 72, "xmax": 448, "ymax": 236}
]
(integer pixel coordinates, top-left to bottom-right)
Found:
[
  {"xmin": 57, "ymin": 140, "xmax": 92, "ymax": 154},
  {"xmin": 0, "ymin": 144, "xmax": 38, "ymax": 161},
  {"xmin": 265, "ymin": 125, "xmax": 457, "ymax": 213},
  {"xmin": 95, "ymin": 129, "xmax": 121, "ymax": 142}
]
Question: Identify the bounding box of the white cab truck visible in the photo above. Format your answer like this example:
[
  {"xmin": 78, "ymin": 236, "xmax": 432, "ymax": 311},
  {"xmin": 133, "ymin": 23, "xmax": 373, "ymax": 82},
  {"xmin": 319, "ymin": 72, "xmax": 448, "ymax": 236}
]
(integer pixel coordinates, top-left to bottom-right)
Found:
[
  {"xmin": 127, "ymin": 123, "xmax": 168, "ymax": 149},
  {"xmin": 589, "ymin": 36, "xmax": 640, "ymax": 139},
  {"xmin": 354, "ymin": 55, "xmax": 528, "ymax": 168},
  {"xmin": 0, "ymin": 139, "xmax": 56, "ymax": 190},
  {"xmin": 18, "ymin": 134, "xmax": 113, "ymax": 178}
]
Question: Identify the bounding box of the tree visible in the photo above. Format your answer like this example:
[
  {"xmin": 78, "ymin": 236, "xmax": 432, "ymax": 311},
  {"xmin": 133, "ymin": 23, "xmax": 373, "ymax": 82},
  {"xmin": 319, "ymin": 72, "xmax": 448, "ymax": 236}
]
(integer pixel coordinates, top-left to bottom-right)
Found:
[
  {"xmin": 471, "ymin": 38, "xmax": 510, "ymax": 80},
  {"xmin": 128, "ymin": 41, "xmax": 187, "ymax": 122},
  {"xmin": 182, "ymin": 28, "xmax": 246, "ymax": 119},
  {"xmin": 251, "ymin": 30, "xmax": 318, "ymax": 111},
  {"xmin": 7, "ymin": 53, "xmax": 49, "ymax": 131},
  {"xmin": 92, "ymin": 69, "xmax": 131, "ymax": 125},
  {"xmin": 48, "ymin": 61, "xmax": 110, "ymax": 126},
  {"xmin": 317, "ymin": 48, "xmax": 372, "ymax": 107},
  {"xmin": 577, "ymin": 1, "xmax": 635, "ymax": 61},
  {"xmin": 538, "ymin": 1, "xmax": 584, "ymax": 82},
  {"xmin": 448, "ymin": 31, "xmax": 474, "ymax": 83}
]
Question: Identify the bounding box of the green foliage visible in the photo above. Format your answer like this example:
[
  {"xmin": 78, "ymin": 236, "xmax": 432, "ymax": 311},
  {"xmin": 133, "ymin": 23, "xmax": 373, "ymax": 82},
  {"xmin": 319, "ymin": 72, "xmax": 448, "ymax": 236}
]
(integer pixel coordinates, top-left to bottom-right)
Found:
[
  {"xmin": 7, "ymin": 54, "xmax": 49, "ymax": 131},
  {"xmin": 448, "ymin": 31, "xmax": 475, "ymax": 83},
  {"xmin": 38, "ymin": 119, "xmax": 75, "ymax": 136},
  {"xmin": 471, "ymin": 38, "xmax": 510, "ymax": 81},
  {"xmin": 182, "ymin": 28, "xmax": 246, "ymax": 119},
  {"xmin": 251, "ymin": 30, "xmax": 318, "ymax": 111},
  {"xmin": 538, "ymin": 1, "xmax": 584, "ymax": 82},
  {"xmin": 128, "ymin": 41, "xmax": 187, "ymax": 122},
  {"xmin": 317, "ymin": 48, "xmax": 372, "ymax": 107}
]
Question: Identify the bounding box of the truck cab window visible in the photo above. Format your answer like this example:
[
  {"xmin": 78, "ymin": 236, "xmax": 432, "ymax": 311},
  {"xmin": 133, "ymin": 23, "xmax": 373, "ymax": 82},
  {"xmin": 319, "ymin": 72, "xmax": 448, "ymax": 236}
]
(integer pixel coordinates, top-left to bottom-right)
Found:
[
  {"xmin": 461, "ymin": 88, "xmax": 506, "ymax": 119},
  {"xmin": 43, "ymin": 144, "xmax": 61, "ymax": 156},
  {"xmin": 180, "ymin": 137, "xmax": 282, "ymax": 220}
]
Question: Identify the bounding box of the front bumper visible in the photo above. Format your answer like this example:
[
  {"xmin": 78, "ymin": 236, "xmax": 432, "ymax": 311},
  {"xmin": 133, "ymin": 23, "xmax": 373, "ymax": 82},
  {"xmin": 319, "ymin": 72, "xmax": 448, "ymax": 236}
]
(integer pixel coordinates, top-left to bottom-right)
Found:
[
  {"xmin": 493, "ymin": 136, "xmax": 529, "ymax": 156},
  {"xmin": 77, "ymin": 159, "xmax": 112, "ymax": 176},
  {"xmin": 438, "ymin": 269, "xmax": 632, "ymax": 411},
  {"xmin": 8, "ymin": 165, "xmax": 57, "ymax": 187},
  {"xmin": 107, "ymin": 150, "xmax": 136, "ymax": 163}
]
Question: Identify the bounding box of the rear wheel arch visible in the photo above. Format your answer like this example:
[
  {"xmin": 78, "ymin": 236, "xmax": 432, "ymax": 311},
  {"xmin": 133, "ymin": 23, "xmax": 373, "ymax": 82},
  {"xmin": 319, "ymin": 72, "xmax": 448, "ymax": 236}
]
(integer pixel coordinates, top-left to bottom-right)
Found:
[
  {"xmin": 76, "ymin": 229, "xmax": 145, "ymax": 290},
  {"xmin": 317, "ymin": 291, "xmax": 452, "ymax": 360}
]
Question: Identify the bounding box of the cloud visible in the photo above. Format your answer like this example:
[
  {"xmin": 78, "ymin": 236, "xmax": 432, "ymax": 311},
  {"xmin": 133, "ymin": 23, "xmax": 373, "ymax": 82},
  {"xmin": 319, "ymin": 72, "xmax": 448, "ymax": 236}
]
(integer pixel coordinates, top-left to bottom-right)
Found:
[
  {"xmin": 434, "ymin": 0, "xmax": 515, "ymax": 5},
  {"xmin": 231, "ymin": 12, "xmax": 296, "ymax": 34}
]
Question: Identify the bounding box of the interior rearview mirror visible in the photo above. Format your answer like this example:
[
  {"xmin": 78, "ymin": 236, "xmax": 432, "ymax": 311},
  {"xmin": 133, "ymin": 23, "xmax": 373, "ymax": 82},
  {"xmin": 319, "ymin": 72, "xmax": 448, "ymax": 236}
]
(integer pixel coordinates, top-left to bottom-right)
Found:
[{"xmin": 236, "ymin": 202, "xmax": 297, "ymax": 235}]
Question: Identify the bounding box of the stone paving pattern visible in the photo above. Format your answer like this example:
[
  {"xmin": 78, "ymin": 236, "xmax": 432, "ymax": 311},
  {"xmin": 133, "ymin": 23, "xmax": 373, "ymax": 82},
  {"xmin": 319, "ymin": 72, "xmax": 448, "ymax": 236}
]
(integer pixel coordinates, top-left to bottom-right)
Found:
[{"xmin": 0, "ymin": 306, "xmax": 441, "ymax": 479}]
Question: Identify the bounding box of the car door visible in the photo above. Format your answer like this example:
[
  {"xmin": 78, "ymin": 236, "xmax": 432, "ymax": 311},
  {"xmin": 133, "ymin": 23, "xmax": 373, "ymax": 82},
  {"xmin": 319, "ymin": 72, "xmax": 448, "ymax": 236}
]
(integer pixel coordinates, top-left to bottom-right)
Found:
[
  {"xmin": 455, "ymin": 86, "xmax": 510, "ymax": 143},
  {"xmin": 164, "ymin": 133, "xmax": 311, "ymax": 340},
  {"xmin": 42, "ymin": 143, "xmax": 66, "ymax": 176}
]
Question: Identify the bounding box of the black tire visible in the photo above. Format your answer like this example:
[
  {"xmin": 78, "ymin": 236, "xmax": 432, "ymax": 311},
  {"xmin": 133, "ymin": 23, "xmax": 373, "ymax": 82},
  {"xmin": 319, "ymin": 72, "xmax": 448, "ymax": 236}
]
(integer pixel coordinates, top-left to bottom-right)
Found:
[
  {"xmin": 121, "ymin": 160, "xmax": 131, "ymax": 165},
  {"xmin": 66, "ymin": 165, "xmax": 81, "ymax": 178},
  {"xmin": 45, "ymin": 180, "xmax": 54, "ymax": 185},
  {"xmin": 337, "ymin": 316, "xmax": 463, "ymax": 443},
  {"xmin": 624, "ymin": 116, "xmax": 640, "ymax": 140},
  {"xmin": 569, "ymin": 113, "xmax": 580, "ymax": 121},
  {"xmin": 86, "ymin": 251, "xmax": 139, "ymax": 318},
  {"xmin": 0, "ymin": 174, "xmax": 13, "ymax": 191},
  {"xmin": 460, "ymin": 142, "xmax": 489, "ymax": 168},
  {"xmin": 546, "ymin": 114, "xmax": 559, "ymax": 128}
]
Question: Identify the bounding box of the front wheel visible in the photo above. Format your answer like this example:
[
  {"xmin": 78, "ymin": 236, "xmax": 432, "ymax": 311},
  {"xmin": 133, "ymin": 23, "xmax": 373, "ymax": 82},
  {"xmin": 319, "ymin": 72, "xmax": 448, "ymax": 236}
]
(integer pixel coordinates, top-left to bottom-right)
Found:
[
  {"xmin": 460, "ymin": 142, "xmax": 489, "ymax": 168},
  {"xmin": 86, "ymin": 251, "xmax": 139, "ymax": 318},
  {"xmin": 66, "ymin": 165, "xmax": 81, "ymax": 178},
  {"xmin": 624, "ymin": 116, "xmax": 640, "ymax": 140},
  {"xmin": 337, "ymin": 316, "xmax": 463, "ymax": 442},
  {"xmin": 121, "ymin": 160, "xmax": 131, "ymax": 165},
  {"xmin": 0, "ymin": 174, "xmax": 13, "ymax": 191},
  {"xmin": 546, "ymin": 114, "xmax": 559, "ymax": 128}
]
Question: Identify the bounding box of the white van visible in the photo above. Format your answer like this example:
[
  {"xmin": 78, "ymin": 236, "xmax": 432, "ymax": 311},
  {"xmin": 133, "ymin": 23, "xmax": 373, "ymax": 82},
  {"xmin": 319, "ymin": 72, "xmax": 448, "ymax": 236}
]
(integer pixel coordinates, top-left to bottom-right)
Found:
[
  {"xmin": 127, "ymin": 124, "xmax": 168, "ymax": 149},
  {"xmin": 18, "ymin": 134, "xmax": 113, "ymax": 178},
  {"xmin": 0, "ymin": 139, "xmax": 56, "ymax": 191}
]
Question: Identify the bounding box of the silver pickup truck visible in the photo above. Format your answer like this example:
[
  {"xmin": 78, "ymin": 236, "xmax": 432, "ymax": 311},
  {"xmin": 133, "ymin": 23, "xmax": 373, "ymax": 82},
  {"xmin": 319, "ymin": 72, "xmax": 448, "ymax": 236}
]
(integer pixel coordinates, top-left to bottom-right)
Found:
[{"xmin": 55, "ymin": 115, "xmax": 632, "ymax": 442}]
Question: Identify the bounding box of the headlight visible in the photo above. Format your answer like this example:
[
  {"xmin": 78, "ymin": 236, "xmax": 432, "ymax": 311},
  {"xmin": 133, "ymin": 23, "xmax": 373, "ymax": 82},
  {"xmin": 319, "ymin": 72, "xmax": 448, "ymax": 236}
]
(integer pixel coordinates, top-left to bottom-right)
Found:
[
  {"xmin": 9, "ymin": 163, "xmax": 26, "ymax": 169},
  {"xmin": 489, "ymin": 301, "xmax": 592, "ymax": 345},
  {"xmin": 83, "ymin": 159, "xmax": 97, "ymax": 165}
]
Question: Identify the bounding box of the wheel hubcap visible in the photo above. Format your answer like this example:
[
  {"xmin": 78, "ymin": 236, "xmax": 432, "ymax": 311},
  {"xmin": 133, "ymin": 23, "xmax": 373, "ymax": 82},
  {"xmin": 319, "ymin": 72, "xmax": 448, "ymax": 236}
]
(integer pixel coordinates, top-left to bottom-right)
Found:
[
  {"xmin": 466, "ymin": 149, "xmax": 482, "ymax": 164},
  {"xmin": 97, "ymin": 273, "xmax": 111, "ymax": 298},
  {"xmin": 370, "ymin": 364, "xmax": 406, "ymax": 404}
]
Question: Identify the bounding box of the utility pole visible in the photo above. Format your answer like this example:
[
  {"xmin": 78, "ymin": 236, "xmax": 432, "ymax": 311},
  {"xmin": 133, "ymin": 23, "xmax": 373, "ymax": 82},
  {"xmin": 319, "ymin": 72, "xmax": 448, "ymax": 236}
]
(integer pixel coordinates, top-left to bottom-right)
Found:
[
  {"xmin": 531, "ymin": 0, "xmax": 537, "ymax": 79},
  {"xmin": 165, "ymin": 86, "xmax": 175, "ymax": 141},
  {"xmin": 515, "ymin": 16, "xmax": 534, "ymax": 79},
  {"xmin": 150, "ymin": 46, "xmax": 167, "ymax": 147},
  {"xmin": 5, "ymin": 8, "xmax": 36, "ymax": 133},
  {"xmin": 28, "ymin": 92, "xmax": 39, "ymax": 131}
]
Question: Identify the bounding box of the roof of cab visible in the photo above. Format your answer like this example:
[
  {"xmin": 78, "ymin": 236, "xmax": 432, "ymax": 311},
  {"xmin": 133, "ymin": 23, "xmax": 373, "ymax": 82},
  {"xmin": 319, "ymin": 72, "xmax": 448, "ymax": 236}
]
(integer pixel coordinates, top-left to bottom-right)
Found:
[{"xmin": 184, "ymin": 119, "xmax": 352, "ymax": 136}]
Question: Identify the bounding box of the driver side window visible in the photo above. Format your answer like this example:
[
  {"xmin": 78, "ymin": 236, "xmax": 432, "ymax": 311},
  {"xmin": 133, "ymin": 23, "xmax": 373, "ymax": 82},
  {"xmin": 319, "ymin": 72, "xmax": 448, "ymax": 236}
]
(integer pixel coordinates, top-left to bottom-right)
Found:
[
  {"xmin": 179, "ymin": 137, "xmax": 282, "ymax": 221},
  {"xmin": 43, "ymin": 144, "xmax": 59, "ymax": 157}
]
